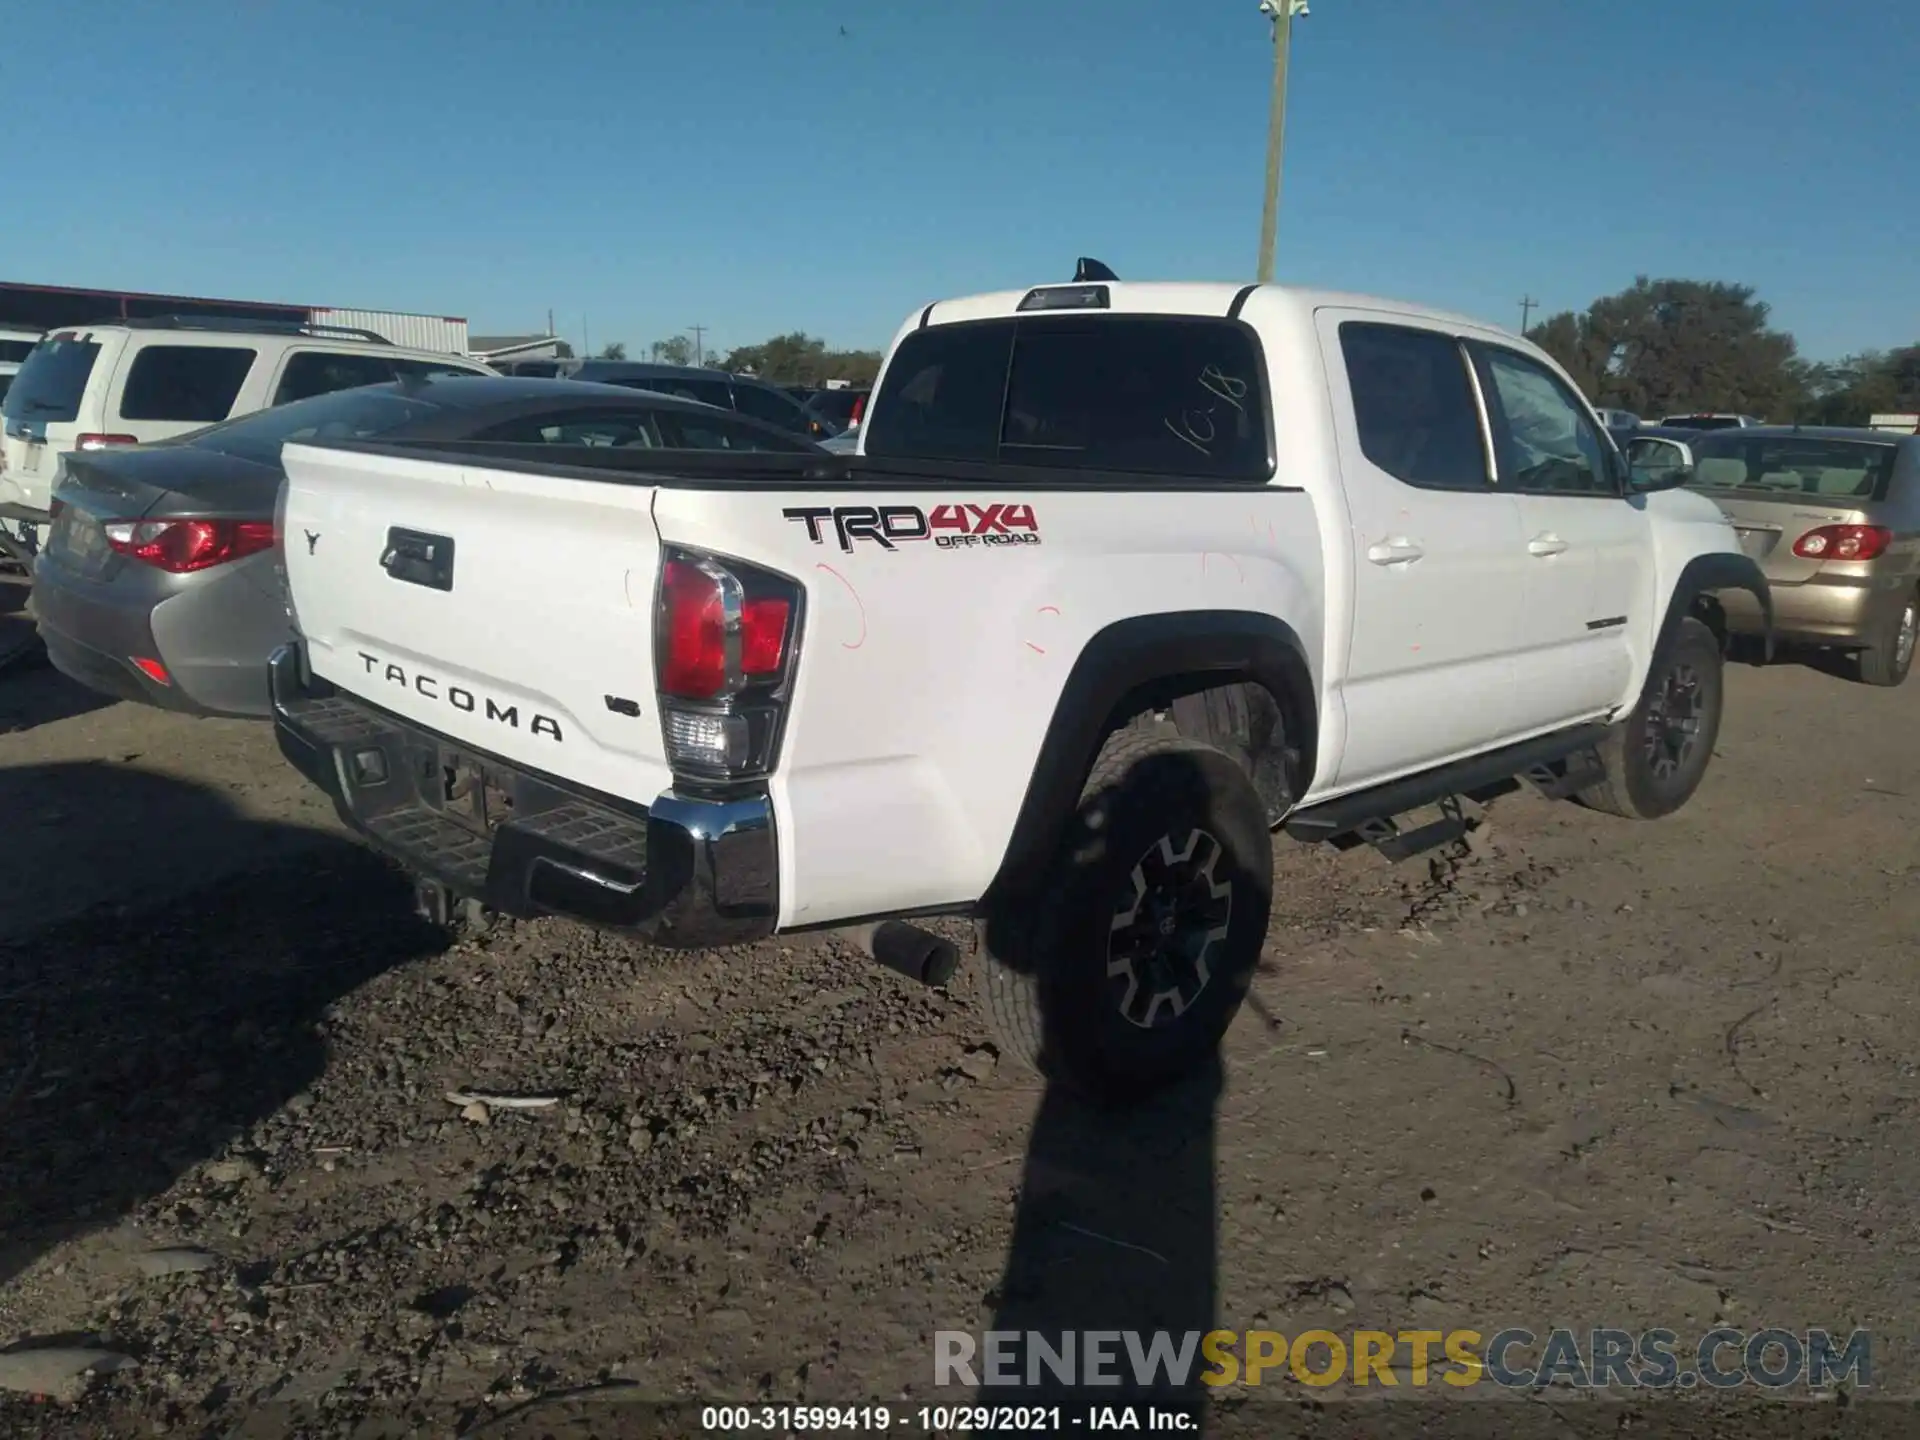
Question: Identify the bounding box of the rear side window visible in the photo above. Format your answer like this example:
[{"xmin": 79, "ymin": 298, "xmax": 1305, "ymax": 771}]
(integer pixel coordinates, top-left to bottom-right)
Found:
[
  {"xmin": 392, "ymin": 358, "xmax": 482, "ymax": 382},
  {"xmin": 119, "ymin": 345, "xmax": 256, "ymax": 422},
  {"xmin": 1, "ymin": 337, "xmax": 102, "ymax": 425},
  {"xmin": 470, "ymin": 409, "xmax": 664, "ymax": 448},
  {"xmin": 658, "ymin": 411, "xmax": 815, "ymax": 452},
  {"xmin": 614, "ymin": 375, "xmax": 735, "ymax": 410},
  {"xmin": 0, "ymin": 340, "xmax": 36, "ymax": 363},
  {"xmin": 866, "ymin": 316, "xmax": 1270, "ymax": 478},
  {"xmin": 192, "ymin": 387, "xmax": 443, "ymax": 466},
  {"xmin": 273, "ymin": 350, "xmax": 397, "ymax": 404},
  {"xmin": 1338, "ymin": 323, "xmax": 1489, "ymax": 492},
  {"xmin": 730, "ymin": 380, "xmax": 812, "ymax": 434}
]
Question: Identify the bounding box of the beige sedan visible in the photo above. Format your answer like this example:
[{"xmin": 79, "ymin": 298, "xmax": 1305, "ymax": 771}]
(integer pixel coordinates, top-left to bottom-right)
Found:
[{"xmin": 1628, "ymin": 426, "xmax": 1920, "ymax": 686}]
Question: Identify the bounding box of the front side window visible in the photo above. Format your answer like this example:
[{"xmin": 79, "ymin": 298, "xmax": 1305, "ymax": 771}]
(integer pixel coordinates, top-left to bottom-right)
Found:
[
  {"xmin": 1476, "ymin": 345, "xmax": 1614, "ymax": 495},
  {"xmin": 1338, "ymin": 322, "xmax": 1489, "ymax": 492},
  {"xmin": 865, "ymin": 316, "xmax": 1269, "ymax": 478},
  {"xmin": 119, "ymin": 345, "xmax": 257, "ymax": 422}
]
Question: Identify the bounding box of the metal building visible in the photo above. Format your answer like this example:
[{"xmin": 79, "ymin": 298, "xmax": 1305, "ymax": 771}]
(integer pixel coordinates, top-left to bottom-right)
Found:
[{"xmin": 0, "ymin": 281, "xmax": 469, "ymax": 355}]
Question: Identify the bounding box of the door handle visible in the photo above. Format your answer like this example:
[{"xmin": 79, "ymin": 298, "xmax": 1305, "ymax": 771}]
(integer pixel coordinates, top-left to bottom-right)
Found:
[
  {"xmin": 381, "ymin": 526, "xmax": 457, "ymax": 591},
  {"xmin": 1527, "ymin": 533, "xmax": 1569, "ymax": 557},
  {"xmin": 1366, "ymin": 537, "xmax": 1424, "ymax": 566}
]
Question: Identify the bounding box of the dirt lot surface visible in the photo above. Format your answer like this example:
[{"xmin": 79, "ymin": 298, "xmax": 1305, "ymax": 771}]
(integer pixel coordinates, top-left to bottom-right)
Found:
[{"xmin": 2, "ymin": 619, "xmax": 1917, "ymax": 1437}]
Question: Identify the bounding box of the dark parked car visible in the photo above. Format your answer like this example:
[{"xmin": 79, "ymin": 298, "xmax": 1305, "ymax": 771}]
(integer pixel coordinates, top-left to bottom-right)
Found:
[
  {"xmin": 33, "ymin": 375, "xmax": 823, "ymax": 719},
  {"xmin": 801, "ymin": 386, "xmax": 871, "ymax": 434},
  {"xmin": 494, "ymin": 360, "xmax": 839, "ymax": 441}
]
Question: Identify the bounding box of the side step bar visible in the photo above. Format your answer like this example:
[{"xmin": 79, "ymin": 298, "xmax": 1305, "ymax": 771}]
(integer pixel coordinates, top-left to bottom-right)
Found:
[{"xmin": 1284, "ymin": 723, "xmax": 1611, "ymax": 861}]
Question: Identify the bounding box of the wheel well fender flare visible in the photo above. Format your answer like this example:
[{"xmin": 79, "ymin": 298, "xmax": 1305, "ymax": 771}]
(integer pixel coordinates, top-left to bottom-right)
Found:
[
  {"xmin": 1661, "ymin": 552, "xmax": 1771, "ymax": 662},
  {"xmin": 983, "ymin": 610, "xmax": 1317, "ymax": 908}
]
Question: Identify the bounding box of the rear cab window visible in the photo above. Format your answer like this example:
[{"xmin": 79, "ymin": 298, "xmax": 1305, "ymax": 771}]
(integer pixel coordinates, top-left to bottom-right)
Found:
[
  {"xmin": 1684, "ymin": 436, "xmax": 1900, "ymax": 503},
  {"xmin": 864, "ymin": 315, "xmax": 1271, "ymax": 478},
  {"xmin": 2, "ymin": 336, "xmax": 104, "ymax": 428},
  {"xmin": 116, "ymin": 344, "xmax": 257, "ymax": 423}
]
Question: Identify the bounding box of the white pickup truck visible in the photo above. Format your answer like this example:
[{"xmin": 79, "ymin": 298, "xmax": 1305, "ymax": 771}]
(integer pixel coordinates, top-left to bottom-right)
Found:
[{"xmin": 270, "ymin": 268, "xmax": 1769, "ymax": 1104}]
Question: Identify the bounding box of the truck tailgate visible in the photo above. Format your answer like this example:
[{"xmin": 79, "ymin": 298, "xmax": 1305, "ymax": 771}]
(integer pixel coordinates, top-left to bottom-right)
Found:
[{"xmin": 279, "ymin": 443, "xmax": 673, "ymax": 800}]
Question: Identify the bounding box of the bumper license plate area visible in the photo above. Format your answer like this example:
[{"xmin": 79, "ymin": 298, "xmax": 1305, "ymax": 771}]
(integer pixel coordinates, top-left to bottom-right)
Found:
[{"xmin": 422, "ymin": 746, "xmax": 516, "ymax": 836}]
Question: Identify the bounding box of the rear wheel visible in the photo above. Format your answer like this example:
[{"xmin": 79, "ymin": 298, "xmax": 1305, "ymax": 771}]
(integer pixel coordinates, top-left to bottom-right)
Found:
[
  {"xmin": 1855, "ymin": 592, "xmax": 1917, "ymax": 688},
  {"xmin": 1578, "ymin": 615, "xmax": 1723, "ymax": 820},
  {"xmin": 980, "ymin": 727, "xmax": 1273, "ymax": 1106}
]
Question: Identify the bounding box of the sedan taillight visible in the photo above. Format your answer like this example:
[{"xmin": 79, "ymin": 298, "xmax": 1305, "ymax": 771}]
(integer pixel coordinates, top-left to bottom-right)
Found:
[
  {"xmin": 104, "ymin": 519, "xmax": 277, "ymax": 573},
  {"xmin": 1792, "ymin": 525, "xmax": 1891, "ymax": 562}
]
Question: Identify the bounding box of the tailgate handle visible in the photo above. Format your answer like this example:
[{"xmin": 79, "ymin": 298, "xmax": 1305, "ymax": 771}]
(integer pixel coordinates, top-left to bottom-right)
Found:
[{"xmin": 380, "ymin": 527, "xmax": 456, "ymax": 592}]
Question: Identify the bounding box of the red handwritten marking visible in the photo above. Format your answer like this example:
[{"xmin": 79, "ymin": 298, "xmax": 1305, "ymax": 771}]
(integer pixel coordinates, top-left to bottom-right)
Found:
[
  {"xmin": 815, "ymin": 562, "xmax": 867, "ymax": 650},
  {"xmin": 1201, "ymin": 551, "xmax": 1246, "ymax": 583},
  {"xmin": 1037, "ymin": 605, "xmax": 1061, "ymax": 616},
  {"xmin": 1025, "ymin": 641, "xmax": 1046, "ymax": 654}
]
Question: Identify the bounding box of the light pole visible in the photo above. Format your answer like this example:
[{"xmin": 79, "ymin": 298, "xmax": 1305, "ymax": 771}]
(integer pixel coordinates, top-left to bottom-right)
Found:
[{"xmin": 1256, "ymin": 0, "xmax": 1311, "ymax": 284}]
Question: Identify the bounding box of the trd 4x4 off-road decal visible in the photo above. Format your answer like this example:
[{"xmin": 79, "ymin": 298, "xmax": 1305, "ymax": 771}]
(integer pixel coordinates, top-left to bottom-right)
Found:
[{"xmin": 782, "ymin": 503, "xmax": 1040, "ymax": 553}]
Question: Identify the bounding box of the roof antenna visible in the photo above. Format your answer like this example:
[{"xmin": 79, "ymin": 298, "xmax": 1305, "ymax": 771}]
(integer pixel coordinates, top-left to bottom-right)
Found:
[{"xmin": 1073, "ymin": 257, "xmax": 1118, "ymax": 282}]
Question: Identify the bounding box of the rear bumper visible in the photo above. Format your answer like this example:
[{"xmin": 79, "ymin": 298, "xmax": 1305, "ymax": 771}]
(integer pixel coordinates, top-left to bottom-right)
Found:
[
  {"xmin": 268, "ymin": 643, "xmax": 777, "ymax": 948},
  {"xmin": 1721, "ymin": 573, "xmax": 1887, "ymax": 646}
]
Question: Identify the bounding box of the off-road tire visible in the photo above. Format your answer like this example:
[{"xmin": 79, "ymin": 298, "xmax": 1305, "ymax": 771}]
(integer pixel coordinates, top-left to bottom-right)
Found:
[
  {"xmin": 1578, "ymin": 615, "xmax": 1723, "ymax": 820},
  {"xmin": 980, "ymin": 727, "xmax": 1273, "ymax": 1106},
  {"xmin": 1855, "ymin": 591, "xmax": 1917, "ymax": 688}
]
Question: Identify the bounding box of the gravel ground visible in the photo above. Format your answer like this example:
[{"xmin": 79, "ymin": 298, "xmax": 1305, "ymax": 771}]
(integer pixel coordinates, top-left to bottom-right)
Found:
[{"xmin": 2, "ymin": 614, "xmax": 1918, "ymax": 1437}]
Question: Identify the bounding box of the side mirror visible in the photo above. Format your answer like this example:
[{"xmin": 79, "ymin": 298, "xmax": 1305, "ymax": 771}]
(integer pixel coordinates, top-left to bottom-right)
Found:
[{"xmin": 1628, "ymin": 439, "xmax": 1694, "ymax": 493}]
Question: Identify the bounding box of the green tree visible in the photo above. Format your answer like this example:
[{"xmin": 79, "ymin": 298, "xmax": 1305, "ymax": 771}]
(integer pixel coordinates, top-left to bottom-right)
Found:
[
  {"xmin": 722, "ymin": 331, "xmax": 882, "ymax": 387},
  {"xmin": 1527, "ymin": 277, "xmax": 1809, "ymax": 421},
  {"xmin": 650, "ymin": 335, "xmax": 694, "ymax": 367},
  {"xmin": 1801, "ymin": 346, "xmax": 1920, "ymax": 426},
  {"xmin": 597, "ymin": 341, "xmax": 627, "ymax": 361}
]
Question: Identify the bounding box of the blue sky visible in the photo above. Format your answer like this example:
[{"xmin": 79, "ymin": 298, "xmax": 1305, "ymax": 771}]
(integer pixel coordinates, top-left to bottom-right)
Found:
[{"xmin": 10, "ymin": 0, "xmax": 1916, "ymax": 361}]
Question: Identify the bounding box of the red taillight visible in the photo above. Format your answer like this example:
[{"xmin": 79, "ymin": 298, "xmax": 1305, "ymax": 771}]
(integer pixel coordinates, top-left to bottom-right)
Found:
[
  {"xmin": 658, "ymin": 557, "xmax": 793, "ymax": 699},
  {"xmin": 655, "ymin": 549, "xmax": 799, "ymax": 779},
  {"xmin": 75, "ymin": 433, "xmax": 138, "ymax": 451},
  {"xmin": 47, "ymin": 497, "xmax": 64, "ymax": 519},
  {"xmin": 849, "ymin": 393, "xmax": 866, "ymax": 425},
  {"xmin": 1792, "ymin": 524, "xmax": 1891, "ymax": 562},
  {"xmin": 103, "ymin": 519, "xmax": 277, "ymax": 573},
  {"xmin": 740, "ymin": 597, "xmax": 791, "ymax": 674},
  {"xmin": 131, "ymin": 657, "xmax": 172, "ymax": 686},
  {"xmin": 660, "ymin": 559, "xmax": 727, "ymax": 698}
]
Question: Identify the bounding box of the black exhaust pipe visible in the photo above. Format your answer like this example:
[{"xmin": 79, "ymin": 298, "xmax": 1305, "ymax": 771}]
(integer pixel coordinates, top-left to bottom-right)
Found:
[{"xmin": 846, "ymin": 920, "xmax": 960, "ymax": 987}]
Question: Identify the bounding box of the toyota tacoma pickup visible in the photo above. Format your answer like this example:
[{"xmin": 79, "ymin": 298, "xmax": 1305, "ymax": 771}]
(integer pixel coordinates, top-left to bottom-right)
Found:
[{"xmin": 269, "ymin": 267, "xmax": 1769, "ymax": 1104}]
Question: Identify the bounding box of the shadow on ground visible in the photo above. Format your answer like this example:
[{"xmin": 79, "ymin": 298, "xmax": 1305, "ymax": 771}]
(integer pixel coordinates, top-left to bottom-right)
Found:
[{"xmin": 0, "ymin": 762, "xmax": 443, "ymax": 1291}]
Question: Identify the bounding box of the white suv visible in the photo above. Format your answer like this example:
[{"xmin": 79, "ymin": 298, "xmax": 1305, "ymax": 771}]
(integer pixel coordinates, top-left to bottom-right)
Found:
[{"xmin": 0, "ymin": 316, "xmax": 492, "ymax": 556}]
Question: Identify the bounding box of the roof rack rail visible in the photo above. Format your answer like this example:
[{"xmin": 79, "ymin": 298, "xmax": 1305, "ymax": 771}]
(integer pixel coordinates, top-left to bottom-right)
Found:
[{"xmin": 83, "ymin": 314, "xmax": 394, "ymax": 344}]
